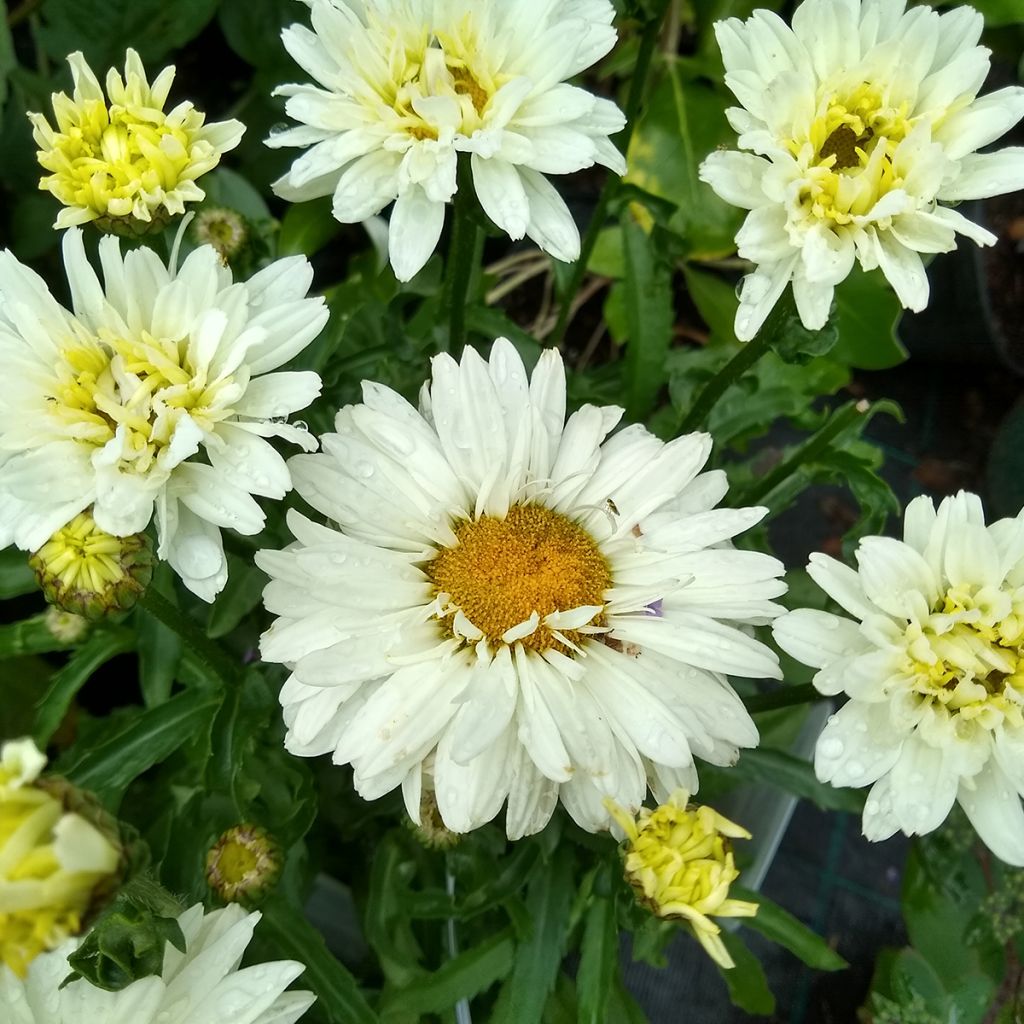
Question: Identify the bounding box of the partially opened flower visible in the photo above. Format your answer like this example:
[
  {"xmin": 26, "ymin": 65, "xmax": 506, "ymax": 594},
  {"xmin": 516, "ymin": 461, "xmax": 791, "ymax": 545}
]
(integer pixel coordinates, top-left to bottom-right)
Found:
[
  {"xmin": 29, "ymin": 50, "xmax": 245, "ymax": 235},
  {"xmin": 0, "ymin": 229, "xmax": 328, "ymax": 600},
  {"xmin": 0, "ymin": 903, "xmax": 315, "ymax": 1024},
  {"xmin": 606, "ymin": 790, "xmax": 757, "ymax": 969},
  {"xmin": 0, "ymin": 738, "xmax": 120, "ymax": 976},
  {"xmin": 268, "ymin": 0, "xmax": 626, "ymax": 281},
  {"xmin": 773, "ymin": 492, "xmax": 1024, "ymax": 866},
  {"xmin": 258, "ymin": 340, "xmax": 785, "ymax": 837},
  {"xmin": 699, "ymin": 0, "xmax": 1024, "ymax": 340}
]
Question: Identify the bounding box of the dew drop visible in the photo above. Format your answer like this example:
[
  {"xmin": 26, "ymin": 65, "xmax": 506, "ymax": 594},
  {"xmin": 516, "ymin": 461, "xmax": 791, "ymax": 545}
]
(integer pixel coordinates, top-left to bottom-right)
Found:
[{"xmin": 819, "ymin": 737, "xmax": 844, "ymax": 758}]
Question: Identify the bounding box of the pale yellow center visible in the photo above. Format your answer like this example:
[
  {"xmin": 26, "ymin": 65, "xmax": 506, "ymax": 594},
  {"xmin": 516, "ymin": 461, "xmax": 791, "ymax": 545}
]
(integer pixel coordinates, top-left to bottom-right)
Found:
[
  {"xmin": 32, "ymin": 513, "xmax": 125, "ymax": 595},
  {"xmin": 905, "ymin": 585, "xmax": 1024, "ymax": 731},
  {"xmin": 49, "ymin": 331, "xmax": 235, "ymax": 474},
  {"xmin": 788, "ymin": 85, "xmax": 913, "ymax": 226},
  {"xmin": 427, "ymin": 504, "xmax": 611, "ymax": 653}
]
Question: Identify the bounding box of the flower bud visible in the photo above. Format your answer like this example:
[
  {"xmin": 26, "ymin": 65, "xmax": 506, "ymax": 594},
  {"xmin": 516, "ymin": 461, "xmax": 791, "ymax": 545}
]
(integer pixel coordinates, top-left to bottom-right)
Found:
[
  {"xmin": 44, "ymin": 607, "xmax": 90, "ymax": 644},
  {"xmin": 206, "ymin": 824, "xmax": 282, "ymax": 905},
  {"xmin": 606, "ymin": 790, "xmax": 758, "ymax": 969},
  {"xmin": 408, "ymin": 789, "xmax": 460, "ymax": 850},
  {"xmin": 0, "ymin": 738, "xmax": 121, "ymax": 976},
  {"xmin": 193, "ymin": 207, "xmax": 250, "ymax": 263},
  {"xmin": 30, "ymin": 511, "xmax": 153, "ymax": 621}
]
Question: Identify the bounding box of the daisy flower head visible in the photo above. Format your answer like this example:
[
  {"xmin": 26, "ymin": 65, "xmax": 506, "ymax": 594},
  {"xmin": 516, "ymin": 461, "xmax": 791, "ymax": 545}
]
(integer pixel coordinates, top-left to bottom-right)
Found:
[
  {"xmin": 773, "ymin": 492, "xmax": 1024, "ymax": 866},
  {"xmin": 0, "ymin": 738, "xmax": 121, "ymax": 976},
  {"xmin": 699, "ymin": 0, "xmax": 1024, "ymax": 341},
  {"xmin": 257, "ymin": 339, "xmax": 786, "ymax": 838},
  {"xmin": 606, "ymin": 790, "xmax": 757, "ymax": 969},
  {"xmin": 0, "ymin": 228, "xmax": 329, "ymax": 601},
  {"xmin": 29, "ymin": 50, "xmax": 245, "ymax": 235},
  {"xmin": 0, "ymin": 903, "xmax": 315, "ymax": 1024},
  {"xmin": 268, "ymin": 0, "xmax": 627, "ymax": 282}
]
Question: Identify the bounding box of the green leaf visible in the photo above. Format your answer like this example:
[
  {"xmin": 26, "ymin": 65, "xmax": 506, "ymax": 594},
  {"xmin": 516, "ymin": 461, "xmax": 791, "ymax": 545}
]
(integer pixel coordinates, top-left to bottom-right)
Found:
[
  {"xmin": 987, "ymin": 397, "xmax": 1024, "ymax": 519},
  {"xmin": 682, "ymin": 264, "xmax": 740, "ymax": 344},
  {"xmin": 381, "ymin": 929, "xmax": 515, "ymax": 1017},
  {"xmin": 200, "ymin": 168, "xmax": 272, "ymax": 224},
  {"xmin": 261, "ymin": 897, "xmax": 379, "ymax": 1024},
  {"xmin": 762, "ymin": 292, "xmax": 839, "ymax": 365},
  {"xmin": 206, "ymin": 559, "xmax": 266, "ymax": 640},
  {"xmin": 0, "ymin": 547, "xmax": 37, "ymax": 599},
  {"xmin": 0, "ymin": 615, "xmax": 79, "ymax": 659},
  {"xmin": 219, "ymin": 0, "xmax": 299, "ymax": 68},
  {"xmin": 732, "ymin": 888, "xmax": 847, "ymax": 971},
  {"xmin": 0, "ymin": 2, "xmax": 15, "ymax": 108},
  {"xmin": 38, "ymin": 0, "xmax": 220, "ymax": 68},
  {"xmin": 136, "ymin": 568, "xmax": 182, "ymax": 708},
  {"xmin": 577, "ymin": 886, "xmax": 619, "ymax": 1024},
  {"xmin": 365, "ymin": 835, "xmax": 427, "ymax": 988},
  {"xmin": 625, "ymin": 60, "xmax": 743, "ymax": 259},
  {"xmin": 63, "ymin": 688, "xmax": 223, "ymax": 805},
  {"xmin": 831, "ymin": 270, "xmax": 907, "ymax": 370},
  {"xmin": 621, "ymin": 215, "xmax": 674, "ymax": 420},
  {"xmin": 717, "ymin": 931, "xmax": 776, "ymax": 1016},
  {"xmin": 278, "ymin": 197, "xmax": 342, "ymax": 258},
  {"xmin": 34, "ymin": 629, "xmax": 135, "ymax": 746},
  {"xmin": 730, "ymin": 748, "xmax": 865, "ymax": 814},
  {"xmin": 491, "ymin": 847, "xmax": 575, "ymax": 1024}
]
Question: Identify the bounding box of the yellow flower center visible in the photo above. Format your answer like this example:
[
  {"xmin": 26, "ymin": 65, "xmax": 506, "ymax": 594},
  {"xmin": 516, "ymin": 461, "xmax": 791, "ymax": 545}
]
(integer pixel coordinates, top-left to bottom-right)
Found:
[
  {"xmin": 205, "ymin": 824, "xmax": 281, "ymax": 903},
  {"xmin": 49, "ymin": 330, "xmax": 236, "ymax": 475},
  {"xmin": 32, "ymin": 513, "xmax": 127, "ymax": 595},
  {"xmin": 364, "ymin": 13, "xmax": 504, "ymax": 142},
  {"xmin": 788, "ymin": 85, "xmax": 913, "ymax": 227},
  {"xmin": 904, "ymin": 585, "xmax": 1024, "ymax": 730},
  {"xmin": 427, "ymin": 504, "xmax": 611, "ymax": 653}
]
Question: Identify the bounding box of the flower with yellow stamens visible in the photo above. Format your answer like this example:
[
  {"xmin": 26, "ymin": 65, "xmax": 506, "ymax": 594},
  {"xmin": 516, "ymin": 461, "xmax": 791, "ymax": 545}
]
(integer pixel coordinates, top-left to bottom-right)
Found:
[
  {"xmin": 30, "ymin": 511, "xmax": 153, "ymax": 620},
  {"xmin": 607, "ymin": 790, "xmax": 757, "ymax": 969},
  {"xmin": 206, "ymin": 824, "xmax": 282, "ymax": 905},
  {"xmin": 0, "ymin": 738, "xmax": 120, "ymax": 976},
  {"xmin": 29, "ymin": 50, "xmax": 245, "ymax": 235}
]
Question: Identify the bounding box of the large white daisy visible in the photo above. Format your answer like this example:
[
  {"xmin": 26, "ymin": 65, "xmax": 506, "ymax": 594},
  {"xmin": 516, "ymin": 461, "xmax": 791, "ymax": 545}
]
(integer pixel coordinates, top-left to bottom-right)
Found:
[
  {"xmin": 0, "ymin": 229, "xmax": 328, "ymax": 600},
  {"xmin": 773, "ymin": 492, "xmax": 1024, "ymax": 866},
  {"xmin": 257, "ymin": 340, "xmax": 785, "ymax": 837},
  {"xmin": 0, "ymin": 903, "xmax": 315, "ymax": 1024},
  {"xmin": 699, "ymin": 0, "xmax": 1024, "ymax": 341},
  {"xmin": 267, "ymin": 0, "xmax": 626, "ymax": 281}
]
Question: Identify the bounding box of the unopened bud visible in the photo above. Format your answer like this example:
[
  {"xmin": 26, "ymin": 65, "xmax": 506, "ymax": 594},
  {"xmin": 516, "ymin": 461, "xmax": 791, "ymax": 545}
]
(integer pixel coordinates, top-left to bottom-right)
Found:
[
  {"xmin": 193, "ymin": 207, "xmax": 249, "ymax": 263},
  {"xmin": 30, "ymin": 512, "xmax": 153, "ymax": 621},
  {"xmin": 206, "ymin": 824, "xmax": 282, "ymax": 904},
  {"xmin": 44, "ymin": 607, "xmax": 90, "ymax": 644},
  {"xmin": 408, "ymin": 789, "xmax": 460, "ymax": 850}
]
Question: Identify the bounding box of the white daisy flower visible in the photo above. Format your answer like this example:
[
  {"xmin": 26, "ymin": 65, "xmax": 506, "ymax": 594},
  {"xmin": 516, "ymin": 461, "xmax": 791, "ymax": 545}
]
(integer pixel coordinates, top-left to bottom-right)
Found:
[
  {"xmin": 267, "ymin": 0, "xmax": 626, "ymax": 282},
  {"xmin": 773, "ymin": 492, "xmax": 1024, "ymax": 866},
  {"xmin": 257, "ymin": 340, "xmax": 785, "ymax": 837},
  {"xmin": 0, "ymin": 228, "xmax": 329, "ymax": 601},
  {"xmin": 0, "ymin": 903, "xmax": 315, "ymax": 1024},
  {"xmin": 699, "ymin": 0, "xmax": 1024, "ymax": 341}
]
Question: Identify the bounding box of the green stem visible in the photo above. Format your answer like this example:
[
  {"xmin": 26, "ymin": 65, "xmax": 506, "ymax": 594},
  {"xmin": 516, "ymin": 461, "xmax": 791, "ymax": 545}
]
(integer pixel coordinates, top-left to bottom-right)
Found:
[
  {"xmin": 736, "ymin": 400, "xmax": 868, "ymax": 507},
  {"xmin": 742, "ymin": 683, "xmax": 823, "ymax": 714},
  {"xmin": 138, "ymin": 588, "xmax": 238, "ymax": 687},
  {"xmin": 442, "ymin": 159, "xmax": 482, "ymax": 356},
  {"xmin": 677, "ymin": 328, "xmax": 773, "ymax": 434},
  {"xmin": 549, "ymin": 1, "xmax": 669, "ymax": 347}
]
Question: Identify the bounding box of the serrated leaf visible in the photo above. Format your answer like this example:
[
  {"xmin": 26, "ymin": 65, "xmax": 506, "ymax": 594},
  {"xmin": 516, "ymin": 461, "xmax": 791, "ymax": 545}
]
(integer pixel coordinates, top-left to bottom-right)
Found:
[
  {"xmin": 491, "ymin": 847, "xmax": 575, "ymax": 1024},
  {"xmin": 577, "ymin": 886, "xmax": 618, "ymax": 1024},
  {"xmin": 34, "ymin": 629, "xmax": 135, "ymax": 746},
  {"xmin": 63, "ymin": 688, "xmax": 223, "ymax": 806},
  {"xmin": 732, "ymin": 888, "xmax": 847, "ymax": 971},
  {"xmin": 381, "ymin": 929, "xmax": 515, "ymax": 1017}
]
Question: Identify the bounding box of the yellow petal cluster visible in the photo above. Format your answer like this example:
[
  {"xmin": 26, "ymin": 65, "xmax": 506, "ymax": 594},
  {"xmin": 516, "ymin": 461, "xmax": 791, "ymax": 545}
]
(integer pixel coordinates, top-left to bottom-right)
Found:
[
  {"xmin": 607, "ymin": 790, "xmax": 758, "ymax": 969},
  {"xmin": 28, "ymin": 49, "xmax": 244, "ymax": 234},
  {"xmin": 0, "ymin": 738, "xmax": 120, "ymax": 976}
]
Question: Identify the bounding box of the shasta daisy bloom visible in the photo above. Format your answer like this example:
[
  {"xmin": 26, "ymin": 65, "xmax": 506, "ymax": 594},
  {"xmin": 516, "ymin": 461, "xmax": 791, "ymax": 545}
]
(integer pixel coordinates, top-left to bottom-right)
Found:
[
  {"xmin": 29, "ymin": 50, "xmax": 245, "ymax": 235},
  {"xmin": 0, "ymin": 228, "xmax": 329, "ymax": 601},
  {"xmin": 268, "ymin": 0, "xmax": 626, "ymax": 282},
  {"xmin": 699, "ymin": 0, "xmax": 1024, "ymax": 341},
  {"xmin": 0, "ymin": 738, "xmax": 120, "ymax": 976},
  {"xmin": 773, "ymin": 492, "xmax": 1024, "ymax": 866},
  {"xmin": 606, "ymin": 790, "xmax": 757, "ymax": 969},
  {"xmin": 258, "ymin": 340, "xmax": 785, "ymax": 837},
  {"xmin": 0, "ymin": 903, "xmax": 315, "ymax": 1024}
]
